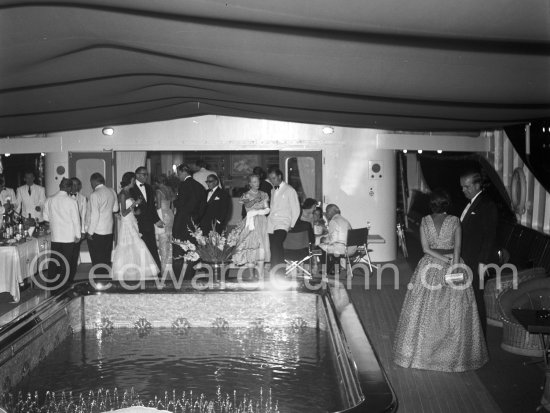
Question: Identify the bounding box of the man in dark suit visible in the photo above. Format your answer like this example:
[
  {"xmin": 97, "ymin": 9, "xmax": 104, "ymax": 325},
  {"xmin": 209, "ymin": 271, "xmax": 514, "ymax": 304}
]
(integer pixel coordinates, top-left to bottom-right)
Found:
[
  {"xmin": 172, "ymin": 164, "xmax": 207, "ymax": 279},
  {"xmin": 460, "ymin": 170, "xmax": 498, "ymax": 338},
  {"xmin": 131, "ymin": 166, "xmax": 164, "ymax": 271},
  {"xmin": 200, "ymin": 174, "xmax": 231, "ymax": 234}
]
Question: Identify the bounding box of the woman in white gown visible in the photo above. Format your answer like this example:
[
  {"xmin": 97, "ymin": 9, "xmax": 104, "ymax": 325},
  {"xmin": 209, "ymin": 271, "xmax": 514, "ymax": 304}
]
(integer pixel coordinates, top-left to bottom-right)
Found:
[{"xmin": 112, "ymin": 172, "xmax": 159, "ymax": 280}]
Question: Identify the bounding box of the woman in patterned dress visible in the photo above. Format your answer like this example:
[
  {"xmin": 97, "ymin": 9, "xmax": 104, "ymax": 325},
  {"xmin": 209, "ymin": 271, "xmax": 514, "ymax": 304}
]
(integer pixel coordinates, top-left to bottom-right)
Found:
[
  {"xmin": 232, "ymin": 174, "xmax": 270, "ymax": 277},
  {"xmin": 393, "ymin": 189, "xmax": 488, "ymax": 372}
]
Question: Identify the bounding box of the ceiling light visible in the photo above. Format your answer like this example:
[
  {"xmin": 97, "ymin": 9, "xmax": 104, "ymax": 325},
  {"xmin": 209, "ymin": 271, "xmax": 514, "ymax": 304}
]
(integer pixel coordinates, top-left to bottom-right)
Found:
[
  {"xmin": 4, "ymin": 153, "xmax": 10, "ymax": 157},
  {"xmin": 402, "ymin": 150, "xmax": 408, "ymax": 153},
  {"xmin": 322, "ymin": 126, "xmax": 334, "ymax": 134},
  {"xmin": 417, "ymin": 150, "xmax": 423, "ymax": 154},
  {"xmin": 437, "ymin": 150, "xmax": 443, "ymax": 154},
  {"xmin": 102, "ymin": 127, "xmax": 114, "ymax": 136},
  {"xmin": 41, "ymin": 152, "xmax": 45, "ymax": 157}
]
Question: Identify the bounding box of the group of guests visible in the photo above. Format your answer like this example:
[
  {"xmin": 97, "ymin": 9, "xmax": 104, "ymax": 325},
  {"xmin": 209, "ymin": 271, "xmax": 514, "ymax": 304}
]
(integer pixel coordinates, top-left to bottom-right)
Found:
[
  {"xmin": 23, "ymin": 157, "xmax": 367, "ymax": 286},
  {"xmin": 15, "ymin": 156, "xmax": 365, "ymax": 284},
  {"xmin": 393, "ymin": 170, "xmax": 497, "ymax": 372}
]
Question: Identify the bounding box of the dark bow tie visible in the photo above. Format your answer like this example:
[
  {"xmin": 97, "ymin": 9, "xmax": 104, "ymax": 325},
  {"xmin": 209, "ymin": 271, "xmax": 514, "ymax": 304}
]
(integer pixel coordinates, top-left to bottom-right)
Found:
[
  {"xmin": 274, "ymin": 185, "xmax": 280, "ymax": 190},
  {"xmin": 139, "ymin": 183, "xmax": 145, "ymax": 187}
]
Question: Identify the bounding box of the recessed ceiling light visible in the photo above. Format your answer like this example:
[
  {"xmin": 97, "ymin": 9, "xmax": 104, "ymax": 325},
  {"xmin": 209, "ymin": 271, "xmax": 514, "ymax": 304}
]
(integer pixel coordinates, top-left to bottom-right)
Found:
[
  {"xmin": 102, "ymin": 127, "xmax": 114, "ymax": 136},
  {"xmin": 402, "ymin": 149, "xmax": 408, "ymax": 153},
  {"xmin": 4, "ymin": 153, "xmax": 10, "ymax": 157},
  {"xmin": 322, "ymin": 126, "xmax": 334, "ymax": 134},
  {"xmin": 437, "ymin": 150, "xmax": 443, "ymax": 154},
  {"xmin": 417, "ymin": 150, "xmax": 423, "ymax": 154}
]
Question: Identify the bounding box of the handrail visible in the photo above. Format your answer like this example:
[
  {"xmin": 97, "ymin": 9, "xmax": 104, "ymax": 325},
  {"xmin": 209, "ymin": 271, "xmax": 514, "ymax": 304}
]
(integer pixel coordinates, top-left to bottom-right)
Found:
[
  {"xmin": 321, "ymin": 284, "xmax": 398, "ymax": 412},
  {"xmin": 322, "ymin": 288, "xmax": 364, "ymax": 409}
]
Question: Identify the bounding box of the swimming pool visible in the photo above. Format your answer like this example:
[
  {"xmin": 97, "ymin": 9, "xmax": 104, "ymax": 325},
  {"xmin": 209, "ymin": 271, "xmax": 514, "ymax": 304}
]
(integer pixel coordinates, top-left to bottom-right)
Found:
[{"xmin": 0, "ymin": 281, "xmax": 396, "ymax": 412}]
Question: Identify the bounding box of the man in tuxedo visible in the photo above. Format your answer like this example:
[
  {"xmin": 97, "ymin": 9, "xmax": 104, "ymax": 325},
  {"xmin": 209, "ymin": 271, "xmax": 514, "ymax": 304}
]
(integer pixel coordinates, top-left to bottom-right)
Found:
[
  {"xmin": 131, "ymin": 166, "xmax": 164, "ymax": 271},
  {"xmin": 87, "ymin": 173, "xmax": 118, "ymax": 275},
  {"xmin": 460, "ymin": 170, "xmax": 498, "ymax": 338},
  {"xmin": 173, "ymin": 164, "xmax": 206, "ymax": 279},
  {"xmin": 200, "ymin": 174, "xmax": 230, "ymax": 234},
  {"xmin": 43, "ymin": 178, "xmax": 81, "ymax": 288},
  {"xmin": 16, "ymin": 170, "xmax": 46, "ymax": 221},
  {"xmin": 266, "ymin": 167, "xmax": 300, "ymax": 277}
]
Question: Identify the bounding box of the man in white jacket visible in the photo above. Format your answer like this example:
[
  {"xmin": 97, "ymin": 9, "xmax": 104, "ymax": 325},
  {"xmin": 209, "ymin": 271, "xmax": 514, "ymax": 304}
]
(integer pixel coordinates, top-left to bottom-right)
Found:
[
  {"xmin": 87, "ymin": 173, "xmax": 119, "ymax": 275},
  {"xmin": 319, "ymin": 204, "xmax": 355, "ymax": 274},
  {"xmin": 266, "ymin": 167, "xmax": 300, "ymax": 277},
  {"xmin": 16, "ymin": 170, "xmax": 46, "ymax": 221},
  {"xmin": 43, "ymin": 178, "xmax": 81, "ymax": 287}
]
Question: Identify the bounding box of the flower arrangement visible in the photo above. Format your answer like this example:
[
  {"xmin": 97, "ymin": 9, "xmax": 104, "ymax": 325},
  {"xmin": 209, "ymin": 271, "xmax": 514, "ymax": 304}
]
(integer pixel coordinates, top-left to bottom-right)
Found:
[{"xmin": 173, "ymin": 223, "xmax": 243, "ymax": 263}]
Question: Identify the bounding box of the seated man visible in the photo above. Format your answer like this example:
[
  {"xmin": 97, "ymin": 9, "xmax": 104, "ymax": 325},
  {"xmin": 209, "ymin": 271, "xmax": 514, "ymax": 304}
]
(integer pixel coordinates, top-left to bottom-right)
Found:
[{"xmin": 319, "ymin": 204, "xmax": 355, "ymax": 273}]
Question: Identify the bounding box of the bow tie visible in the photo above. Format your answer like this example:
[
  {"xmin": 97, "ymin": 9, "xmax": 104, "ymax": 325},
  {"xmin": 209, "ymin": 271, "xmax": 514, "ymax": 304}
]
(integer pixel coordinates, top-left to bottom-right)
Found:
[
  {"xmin": 274, "ymin": 185, "xmax": 280, "ymax": 190},
  {"xmin": 139, "ymin": 184, "xmax": 145, "ymax": 187}
]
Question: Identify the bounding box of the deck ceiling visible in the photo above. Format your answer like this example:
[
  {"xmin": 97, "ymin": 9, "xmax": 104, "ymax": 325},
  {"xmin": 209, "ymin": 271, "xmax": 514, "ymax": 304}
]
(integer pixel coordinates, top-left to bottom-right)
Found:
[{"xmin": 1, "ymin": 0, "xmax": 549, "ymax": 136}]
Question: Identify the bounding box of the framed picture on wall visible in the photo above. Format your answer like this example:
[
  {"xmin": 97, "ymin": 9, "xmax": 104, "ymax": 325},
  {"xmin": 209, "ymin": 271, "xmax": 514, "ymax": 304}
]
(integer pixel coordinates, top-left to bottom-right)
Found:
[{"xmin": 230, "ymin": 154, "xmax": 259, "ymax": 176}]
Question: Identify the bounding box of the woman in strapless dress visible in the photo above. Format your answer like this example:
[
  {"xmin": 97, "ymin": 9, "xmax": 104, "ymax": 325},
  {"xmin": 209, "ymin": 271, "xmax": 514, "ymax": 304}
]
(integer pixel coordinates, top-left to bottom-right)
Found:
[{"xmin": 112, "ymin": 172, "xmax": 159, "ymax": 280}]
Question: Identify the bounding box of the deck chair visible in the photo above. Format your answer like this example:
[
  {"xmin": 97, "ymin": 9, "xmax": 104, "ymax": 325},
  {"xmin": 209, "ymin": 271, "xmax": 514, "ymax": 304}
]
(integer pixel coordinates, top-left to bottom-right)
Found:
[
  {"xmin": 344, "ymin": 227, "xmax": 373, "ymax": 275},
  {"xmin": 283, "ymin": 230, "xmax": 320, "ymax": 277}
]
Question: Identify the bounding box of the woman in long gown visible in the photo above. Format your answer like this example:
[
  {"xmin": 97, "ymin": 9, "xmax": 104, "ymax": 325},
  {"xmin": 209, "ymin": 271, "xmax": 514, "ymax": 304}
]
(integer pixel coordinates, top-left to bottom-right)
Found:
[
  {"xmin": 393, "ymin": 189, "xmax": 488, "ymax": 372},
  {"xmin": 232, "ymin": 174, "xmax": 270, "ymax": 277},
  {"xmin": 154, "ymin": 174, "xmax": 175, "ymax": 272},
  {"xmin": 112, "ymin": 172, "xmax": 159, "ymax": 280}
]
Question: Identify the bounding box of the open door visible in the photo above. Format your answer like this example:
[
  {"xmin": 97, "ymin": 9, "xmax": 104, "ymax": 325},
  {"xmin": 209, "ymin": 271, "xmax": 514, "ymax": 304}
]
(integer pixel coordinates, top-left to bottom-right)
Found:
[
  {"xmin": 279, "ymin": 151, "xmax": 322, "ymax": 204},
  {"xmin": 68, "ymin": 152, "xmax": 114, "ymax": 198}
]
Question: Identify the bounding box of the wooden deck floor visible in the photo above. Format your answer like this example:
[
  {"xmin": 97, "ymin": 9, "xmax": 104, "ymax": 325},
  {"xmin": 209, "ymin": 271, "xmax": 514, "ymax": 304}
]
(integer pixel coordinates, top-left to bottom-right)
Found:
[{"xmin": 346, "ymin": 257, "xmax": 544, "ymax": 413}]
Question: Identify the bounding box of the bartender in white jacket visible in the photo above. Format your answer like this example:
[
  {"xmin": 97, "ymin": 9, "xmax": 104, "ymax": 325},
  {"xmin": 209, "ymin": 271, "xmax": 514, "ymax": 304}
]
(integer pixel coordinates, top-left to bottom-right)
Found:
[
  {"xmin": 16, "ymin": 171, "xmax": 46, "ymax": 221},
  {"xmin": 266, "ymin": 168, "xmax": 300, "ymax": 277}
]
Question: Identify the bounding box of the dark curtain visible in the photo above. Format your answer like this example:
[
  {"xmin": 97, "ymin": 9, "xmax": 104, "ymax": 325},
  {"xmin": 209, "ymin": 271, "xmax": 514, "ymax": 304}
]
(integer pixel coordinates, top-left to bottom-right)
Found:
[{"xmin": 504, "ymin": 121, "xmax": 550, "ymax": 194}]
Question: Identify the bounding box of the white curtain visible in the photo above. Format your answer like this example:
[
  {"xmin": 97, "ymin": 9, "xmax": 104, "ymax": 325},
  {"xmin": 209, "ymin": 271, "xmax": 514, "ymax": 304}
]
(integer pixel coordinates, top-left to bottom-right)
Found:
[
  {"xmin": 115, "ymin": 151, "xmax": 147, "ymax": 192},
  {"xmin": 296, "ymin": 156, "xmax": 315, "ymax": 200}
]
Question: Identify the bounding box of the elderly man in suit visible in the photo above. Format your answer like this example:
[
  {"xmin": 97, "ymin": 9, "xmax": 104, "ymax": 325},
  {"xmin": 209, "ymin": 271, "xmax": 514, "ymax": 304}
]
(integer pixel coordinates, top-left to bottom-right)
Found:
[
  {"xmin": 16, "ymin": 170, "xmax": 46, "ymax": 221},
  {"xmin": 319, "ymin": 204, "xmax": 354, "ymax": 274},
  {"xmin": 43, "ymin": 178, "xmax": 81, "ymax": 288},
  {"xmin": 173, "ymin": 163, "xmax": 207, "ymax": 279},
  {"xmin": 87, "ymin": 173, "xmax": 119, "ymax": 275},
  {"xmin": 200, "ymin": 174, "xmax": 230, "ymax": 234},
  {"xmin": 460, "ymin": 170, "xmax": 498, "ymax": 338},
  {"xmin": 267, "ymin": 167, "xmax": 300, "ymax": 277},
  {"xmin": 130, "ymin": 166, "xmax": 164, "ymax": 271}
]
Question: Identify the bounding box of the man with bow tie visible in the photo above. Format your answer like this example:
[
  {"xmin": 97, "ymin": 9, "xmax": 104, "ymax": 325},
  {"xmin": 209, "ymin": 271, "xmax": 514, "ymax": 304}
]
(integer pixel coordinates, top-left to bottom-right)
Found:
[
  {"xmin": 460, "ymin": 170, "xmax": 498, "ymax": 338},
  {"xmin": 200, "ymin": 174, "xmax": 230, "ymax": 234},
  {"xmin": 266, "ymin": 167, "xmax": 300, "ymax": 277},
  {"xmin": 130, "ymin": 166, "xmax": 164, "ymax": 271}
]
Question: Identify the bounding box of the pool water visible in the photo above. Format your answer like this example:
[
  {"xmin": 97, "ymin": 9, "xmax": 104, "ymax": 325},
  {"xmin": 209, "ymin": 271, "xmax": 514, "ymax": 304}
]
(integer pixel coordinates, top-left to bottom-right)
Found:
[{"xmin": 13, "ymin": 327, "xmax": 342, "ymax": 413}]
